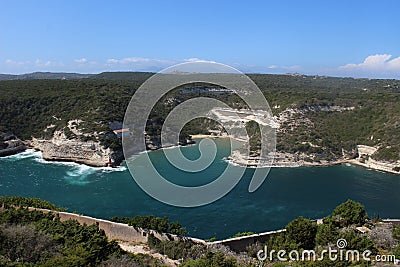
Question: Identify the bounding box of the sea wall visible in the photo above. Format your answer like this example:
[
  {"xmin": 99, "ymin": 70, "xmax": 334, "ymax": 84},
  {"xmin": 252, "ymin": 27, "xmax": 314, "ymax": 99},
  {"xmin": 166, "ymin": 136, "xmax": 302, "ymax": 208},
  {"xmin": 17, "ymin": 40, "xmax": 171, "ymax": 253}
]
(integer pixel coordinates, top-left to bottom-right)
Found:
[
  {"xmin": 209, "ymin": 229, "xmax": 287, "ymax": 252},
  {"xmin": 17, "ymin": 208, "xmax": 400, "ymax": 253},
  {"xmin": 26, "ymin": 207, "xmax": 284, "ymax": 251},
  {"xmin": 28, "ymin": 208, "xmax": 179, "ymax": 243}
]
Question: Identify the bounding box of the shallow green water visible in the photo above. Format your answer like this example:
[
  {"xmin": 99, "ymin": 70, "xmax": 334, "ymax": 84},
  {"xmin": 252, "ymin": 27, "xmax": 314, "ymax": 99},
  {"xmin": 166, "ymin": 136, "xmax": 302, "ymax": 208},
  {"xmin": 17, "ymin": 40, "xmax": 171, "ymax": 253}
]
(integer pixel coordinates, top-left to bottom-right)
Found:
[{"xmin": 0, "ymin": 138, "xmax": 399, "ymax": 239}]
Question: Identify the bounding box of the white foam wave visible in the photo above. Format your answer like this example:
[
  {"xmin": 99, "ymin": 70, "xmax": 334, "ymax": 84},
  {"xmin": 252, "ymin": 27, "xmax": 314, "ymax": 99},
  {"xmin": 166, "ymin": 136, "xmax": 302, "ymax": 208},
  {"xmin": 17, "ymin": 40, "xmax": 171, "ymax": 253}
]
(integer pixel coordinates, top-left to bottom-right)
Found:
[
  {"xmin": 62, "ymin": 164, "xmax": 127, "ymax": 185},
  {"xmin": 99, "ymin": 166, "xmax": 127, "ymax": 172},
  {"xmin": 64, "ymin": 164, "xmax": 95, "ymax": 185},
  {"xmin": 0, "ymin": 148, "xmax": 127, "ymax": 173},
  {"xmin": 35, "ymin": 157, "xmax": 128, "ymax": 173},
  {"xmin": 0, "ymin": 149, "xmax": 41, "ymax": 160},
  {"xmin": 65, "ymin": 165, "xmax": 95, "ymax": 177}
]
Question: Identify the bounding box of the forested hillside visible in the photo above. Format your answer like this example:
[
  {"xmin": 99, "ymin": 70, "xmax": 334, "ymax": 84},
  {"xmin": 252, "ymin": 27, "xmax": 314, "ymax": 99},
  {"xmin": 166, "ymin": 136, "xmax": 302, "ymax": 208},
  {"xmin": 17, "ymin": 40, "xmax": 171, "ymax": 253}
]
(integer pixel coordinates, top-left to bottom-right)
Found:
[{"xmin": 0, "ymin": 72, "xmax": 399, "ymax": 162}]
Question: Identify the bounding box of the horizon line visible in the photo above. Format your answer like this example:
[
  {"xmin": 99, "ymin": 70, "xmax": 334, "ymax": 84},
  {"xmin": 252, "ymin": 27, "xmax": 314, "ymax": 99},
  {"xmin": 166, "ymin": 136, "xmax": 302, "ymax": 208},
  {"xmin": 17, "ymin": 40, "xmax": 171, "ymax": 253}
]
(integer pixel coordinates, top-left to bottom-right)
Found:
[{"xmin": 1, "ymin": 70, "xmax": 399, "ymax": 81}]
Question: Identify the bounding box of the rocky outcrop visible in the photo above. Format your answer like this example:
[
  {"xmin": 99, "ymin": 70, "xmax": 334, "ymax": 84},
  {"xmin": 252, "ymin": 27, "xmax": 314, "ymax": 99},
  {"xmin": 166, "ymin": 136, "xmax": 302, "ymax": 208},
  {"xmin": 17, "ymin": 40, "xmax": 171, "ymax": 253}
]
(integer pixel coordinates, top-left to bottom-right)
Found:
[
  {"xmin": 0, "ymin": 133, "xmax": 26, "ymax": 157},
  {"xmin": 225, "ymin": 142, "xmax": 400, "ymax": 174},
  {"xmin": 346, "ymin": 145, "xmax": 400, "ymax": 174},
  {"xmin": 29, "ymin": 130, "xmax": 112, "ymax": 167},
  {"xmin": 356, "ymin": 145, "xmax": 378, "ymax": 156},
  {"xmin": 349, "ymin": 157, "xmax": 400, "ymax": 174}
]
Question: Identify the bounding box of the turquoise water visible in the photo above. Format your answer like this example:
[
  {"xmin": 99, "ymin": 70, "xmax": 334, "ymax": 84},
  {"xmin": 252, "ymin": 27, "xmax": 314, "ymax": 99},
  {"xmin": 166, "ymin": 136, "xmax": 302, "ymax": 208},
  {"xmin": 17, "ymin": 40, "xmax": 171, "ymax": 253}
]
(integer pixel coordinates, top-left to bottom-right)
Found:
[{"xmin": 0, "ymin": 138, "xmax": 399, "ymax": 239}]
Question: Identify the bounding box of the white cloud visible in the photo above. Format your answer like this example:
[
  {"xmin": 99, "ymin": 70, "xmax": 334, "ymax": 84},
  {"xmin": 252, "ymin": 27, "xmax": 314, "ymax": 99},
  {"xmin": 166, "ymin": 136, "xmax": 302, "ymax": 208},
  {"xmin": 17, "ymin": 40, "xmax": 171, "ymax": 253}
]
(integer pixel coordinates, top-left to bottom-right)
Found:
[
  {"xmin": 74, "ymin": 58, "xmax": 88, "ymax": 64},
  {"xmin": 106, "ymin": 57, "xmax": 173, "ymax": 65},
  {"xmin": 340, "ymin": 54, "xmax": 400, "ymax": 71},
  {"xmin": 183, "ymin": 57, "xmax": 216, "ymax": 63},
  {"xmin": 3, "ymin": 59, "xmax": 63, "ymax": 72},
  {"xmin": 106, "ymin": 56, "xmax": 217, "ymax": 66},
  {"xmin": 4, "ymin": 59, "xmax": 30, "ymax": 65},
  {"xmin": 103, "ymin": 57, "xmax": 223, "ymax": 73},
  {"xmin": 332, "ymin": 54, "xmax": 400, "ymax": 78},
  {"xmin": 263, "ymin": 64, "xmax": 301, "ymax": 74},
  {"xmin": 388, "ymin": 56, "xmax": 400, "ymax": 69}
]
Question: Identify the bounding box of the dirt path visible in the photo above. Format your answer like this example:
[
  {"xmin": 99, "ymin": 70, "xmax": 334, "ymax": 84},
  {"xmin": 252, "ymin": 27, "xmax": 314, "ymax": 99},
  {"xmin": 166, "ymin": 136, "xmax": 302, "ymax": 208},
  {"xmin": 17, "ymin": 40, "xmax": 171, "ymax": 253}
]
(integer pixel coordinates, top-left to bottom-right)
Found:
[{"xmin": 118, "ymin": 242, "xmax": 181, "ymax": 266}]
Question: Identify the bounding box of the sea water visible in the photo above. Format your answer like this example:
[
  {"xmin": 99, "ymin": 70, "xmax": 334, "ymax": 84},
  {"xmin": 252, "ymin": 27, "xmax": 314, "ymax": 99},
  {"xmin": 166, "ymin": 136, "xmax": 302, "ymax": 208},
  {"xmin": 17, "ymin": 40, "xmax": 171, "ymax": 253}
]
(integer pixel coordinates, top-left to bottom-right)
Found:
[{"xmin": 0, "ymin": 139, "xmax": 399, "ymax": 239}]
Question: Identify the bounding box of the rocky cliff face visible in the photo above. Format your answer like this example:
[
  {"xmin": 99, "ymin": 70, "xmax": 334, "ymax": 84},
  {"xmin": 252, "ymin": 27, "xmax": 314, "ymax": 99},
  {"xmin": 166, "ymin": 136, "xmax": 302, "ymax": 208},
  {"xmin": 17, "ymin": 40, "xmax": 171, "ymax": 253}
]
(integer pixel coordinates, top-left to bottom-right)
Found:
[
  {"xmin": 29, "ymin": 130, "xmax": 112, "ymax": 167},
  {"xmin": 0, "ymin": 133, "xmax": 26, "ymax": 157},
  {"xmin": 348, "ymin": 145, "xmax": 400, "ymax": 174}
]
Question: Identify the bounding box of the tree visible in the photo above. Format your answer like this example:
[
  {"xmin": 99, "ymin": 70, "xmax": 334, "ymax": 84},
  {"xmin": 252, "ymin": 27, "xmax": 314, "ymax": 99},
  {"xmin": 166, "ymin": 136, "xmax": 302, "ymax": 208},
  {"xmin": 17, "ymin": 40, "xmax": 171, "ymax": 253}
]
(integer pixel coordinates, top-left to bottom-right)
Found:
[
  {"xmin": 315, "ymin": 221, "xmax": 339, "ymax": 247},
  {"xmin": 394, "ymin": 245, "xmax": 400, "ymax": 259},
  {"xmin": 340, "ymin": 230, "xmax": 377, "ymax": 253},
  {"xmin": 331, "ymin": 200, "xmax": 368, "ymax": 227},
  {"xmin": 393, "ymin": 225, "xmax": 400, "ymax": 241},
  {"xmin": 0, "ymin": 224, "xmax": 57, "ymax": 263},
  {"xmin": 286, "ymin": 217, "xmax": 317, "ymax": 249}
]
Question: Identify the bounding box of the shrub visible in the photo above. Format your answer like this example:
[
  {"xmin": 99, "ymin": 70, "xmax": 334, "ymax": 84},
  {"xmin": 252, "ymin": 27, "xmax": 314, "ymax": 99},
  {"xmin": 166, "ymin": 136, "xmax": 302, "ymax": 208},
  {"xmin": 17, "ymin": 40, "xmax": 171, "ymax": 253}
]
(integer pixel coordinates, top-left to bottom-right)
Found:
[{"xmin": 331, "ymin": 200, "xmax": 368, "ymax": 227}]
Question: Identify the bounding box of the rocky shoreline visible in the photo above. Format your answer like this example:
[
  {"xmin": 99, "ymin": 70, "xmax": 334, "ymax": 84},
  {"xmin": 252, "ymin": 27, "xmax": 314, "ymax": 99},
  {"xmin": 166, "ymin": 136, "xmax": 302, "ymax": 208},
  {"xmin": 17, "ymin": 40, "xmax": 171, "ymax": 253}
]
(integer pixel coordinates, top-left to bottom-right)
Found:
[
  {"xmin": 188, "ymin": 134, "xmax": 400, "ymax": 175},
  {"xmin": 27, "ymin": 134, "xmax": 115, "ymax": 167},
  {"xmin": 0, "ymin": 141, "xmax": 26, "ymax": 157},
  {"xmin": 0, "ymin": 133, "xmax": 26, "ymax": 157},
  {"xmin": 226, "ymin": 145, "xmax": 400, "ymax": 175},
  {"xmin": 1, "ymin": 131, "xmax": 399, "ymax": 176}
]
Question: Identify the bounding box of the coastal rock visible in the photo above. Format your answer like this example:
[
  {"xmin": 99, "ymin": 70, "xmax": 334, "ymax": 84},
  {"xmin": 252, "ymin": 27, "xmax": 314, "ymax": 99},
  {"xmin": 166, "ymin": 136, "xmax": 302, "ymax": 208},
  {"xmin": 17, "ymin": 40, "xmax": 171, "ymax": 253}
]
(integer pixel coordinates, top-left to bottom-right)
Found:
[
  {"xmin": 0, "ymin": 133, "xmax": 26, "ymax": 157},
  {"xmin": 346, "ymin": 144, "xmax": 400, "ymax": 174},
  {"xmin": 356, "ymin": 145, "xmax": 378, "ymax": 156},
  {"xmin": 29, "ymin": 130, "xmax": 112, "ymax": 167},
  {"xmin": 349, "ymin": 156, "xmax": 400, "ymax": 174}
]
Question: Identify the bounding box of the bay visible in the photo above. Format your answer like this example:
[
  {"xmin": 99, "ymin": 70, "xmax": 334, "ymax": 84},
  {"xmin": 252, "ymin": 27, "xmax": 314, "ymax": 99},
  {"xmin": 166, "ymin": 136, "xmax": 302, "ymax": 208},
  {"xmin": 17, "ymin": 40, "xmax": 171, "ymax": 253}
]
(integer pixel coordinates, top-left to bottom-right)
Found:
[{"xmin": 0, "ymin": 138, "xmax": 399, "ymax": 239}]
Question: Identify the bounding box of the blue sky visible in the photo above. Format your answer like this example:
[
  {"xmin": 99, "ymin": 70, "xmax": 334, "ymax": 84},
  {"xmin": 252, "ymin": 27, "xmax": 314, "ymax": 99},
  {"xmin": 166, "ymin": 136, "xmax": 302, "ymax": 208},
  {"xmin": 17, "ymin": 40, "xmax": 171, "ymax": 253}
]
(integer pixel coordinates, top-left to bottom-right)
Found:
[{"xmin": 1, "ymin": 0, "xmax": 400, "ymax": 78}]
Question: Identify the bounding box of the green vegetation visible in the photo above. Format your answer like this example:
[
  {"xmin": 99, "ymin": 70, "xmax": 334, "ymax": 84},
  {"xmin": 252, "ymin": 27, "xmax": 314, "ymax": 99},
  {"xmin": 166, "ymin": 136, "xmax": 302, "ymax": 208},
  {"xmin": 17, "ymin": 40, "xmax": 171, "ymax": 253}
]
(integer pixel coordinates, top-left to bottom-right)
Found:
[
  {"xmin": 265, "ymin": 200, "xmax": 384, "ymax": 266},
  {"xmin": 0, "ymin": 72, "xmax": 399, "ymax": 162},
  {"xmin": 286, "ymin": 217, "xmax": 318, "ymax": 249},
  {"xmin": 147, "ymin": 234, "xmax": 204, "ymax": 261},
  {"xmin": 231, "ymin": 231, "xmax": 256, "ymax": 238},
  {"xmin": 0, "ymin": 196, "xmax": 398, "ymax": 267},
  {"xmin": 245, "ymin": 120, "xmax": 261, "ymax": 153},
  {"xmin": 393, "ymin": 225, "xmax": 400, "ymax": 240},
  {"xmin": 0, "ymin": 208, "xmax": 153, "ymax": 266},
  {"xmin": 340, "ymin": 230, "xmax": 377, "ymax": 252},
  {"xmin": 111, "ymin": 215, "xmax": 187, "ymax": 235},
  {"xmin": 331, "ymin": 200, "xmax": 368, "ymax": 227},
  {"xmin": 181, "ymin": 251, "xmax": 239, "ymax": 267},
  {"xmin": 147, "ymin": 234, "xmax": 243, "ymax": 267},
  {"xmin": 393, "ymin": 226, "xmax": 400, "ymax": 259},
  {"xmin": 315, "ymin": 220, "xmax": 339, "ymax": 246},
  {"xmin": 0, "ymin": 196, "xmax": 65, "ymax": 211},
  {"xmin": 0, "ymin": 196, "xmax": 175, "ymax": 266}
]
